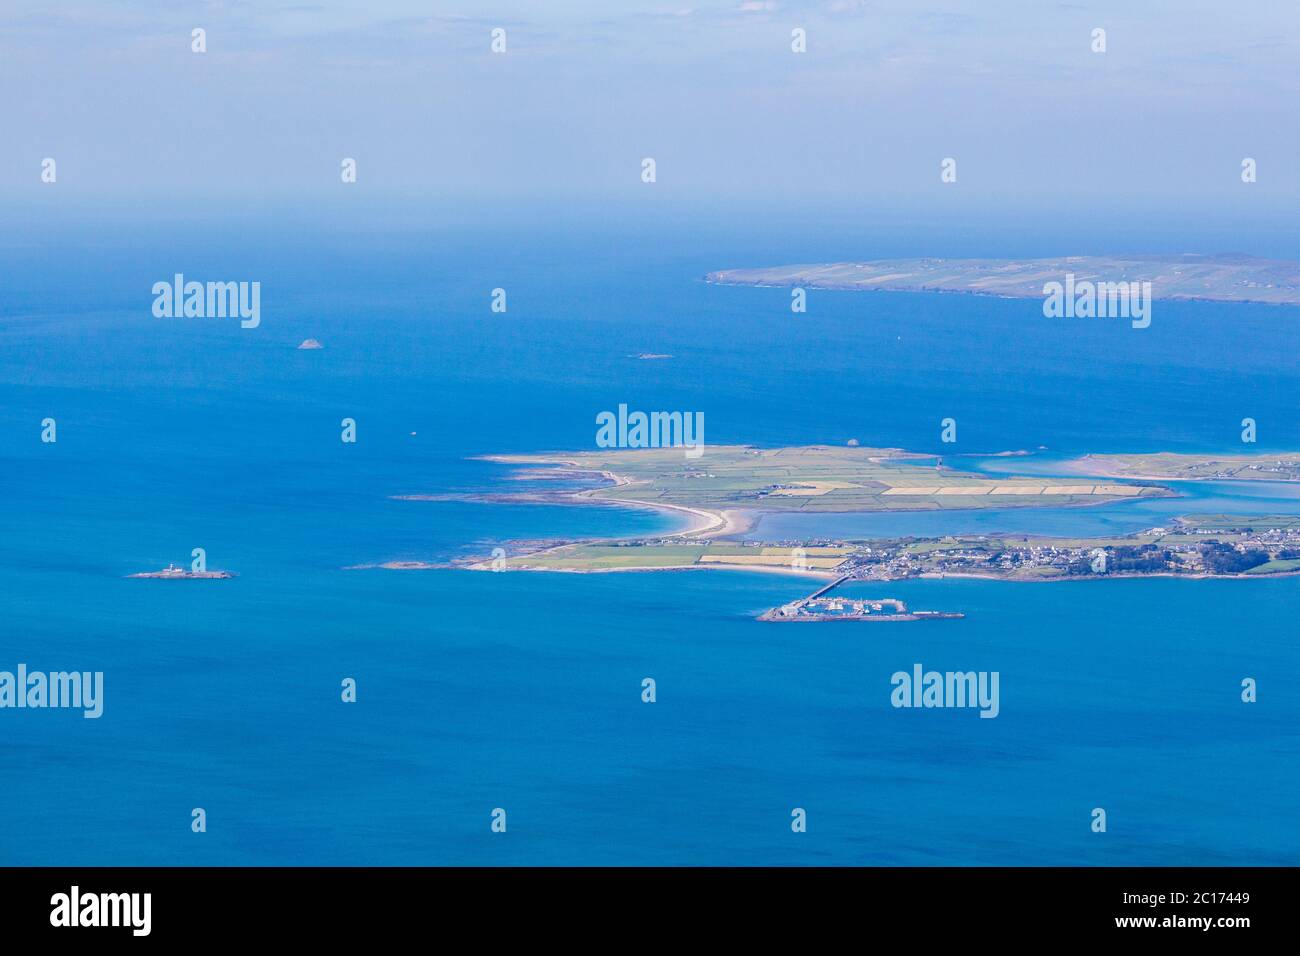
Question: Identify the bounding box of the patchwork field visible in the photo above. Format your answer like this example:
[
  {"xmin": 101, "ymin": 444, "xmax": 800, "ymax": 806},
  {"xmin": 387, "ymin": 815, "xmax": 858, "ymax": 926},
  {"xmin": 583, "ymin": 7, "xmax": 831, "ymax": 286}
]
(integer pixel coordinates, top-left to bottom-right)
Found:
[
  {"xmin": 1176, "ymin": 513, "xmax": 1300, "ymax": 530},
  {"xmin": 492, "ymin": 541, "xmax": 847, "ymax": 572},
  {"xmin": 488, "ymin": 445, "xmax": 1173, "ymax": 516},
  {"xmin": 480, "ymin": 514, "xmax": 1300, "ymax": 577}
]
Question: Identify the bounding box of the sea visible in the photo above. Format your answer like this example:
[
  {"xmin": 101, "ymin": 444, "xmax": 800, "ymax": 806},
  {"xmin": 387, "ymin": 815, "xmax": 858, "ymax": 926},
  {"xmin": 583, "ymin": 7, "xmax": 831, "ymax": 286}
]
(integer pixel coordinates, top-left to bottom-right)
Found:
[{"xmin": 1, "ymin": 198, "xmax": 1297, "ymax": 865}]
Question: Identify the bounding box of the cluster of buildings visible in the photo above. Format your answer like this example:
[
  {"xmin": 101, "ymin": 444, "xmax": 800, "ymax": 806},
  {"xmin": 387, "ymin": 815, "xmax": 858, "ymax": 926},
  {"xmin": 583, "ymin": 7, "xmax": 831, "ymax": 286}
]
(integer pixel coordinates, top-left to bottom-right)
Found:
[
  {"xmin": 613, "ymin": 521, "xmax": 1300, "ymax": 579},
  {"xmin": 769, "ymin": 524, "xmax": 1300, "ymax": 580}
]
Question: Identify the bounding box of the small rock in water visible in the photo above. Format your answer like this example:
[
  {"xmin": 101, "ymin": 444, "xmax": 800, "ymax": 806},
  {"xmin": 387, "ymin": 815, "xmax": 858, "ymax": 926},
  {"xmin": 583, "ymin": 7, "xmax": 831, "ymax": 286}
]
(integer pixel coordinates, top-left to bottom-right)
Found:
[{"xmin": 297, "ymin": 338, "xmax": 324, "ymax": 350}]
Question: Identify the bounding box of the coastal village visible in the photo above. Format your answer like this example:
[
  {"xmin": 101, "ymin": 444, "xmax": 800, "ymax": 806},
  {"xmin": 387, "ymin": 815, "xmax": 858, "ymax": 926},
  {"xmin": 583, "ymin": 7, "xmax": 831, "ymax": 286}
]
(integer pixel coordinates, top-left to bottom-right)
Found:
[
  {"xmin": 625, "ymin": 517, "xmax": 1300, "ymax": 621},
  {"xmin": 600, "ymin": 516, "xmax": 1300, "ymax": 583}
]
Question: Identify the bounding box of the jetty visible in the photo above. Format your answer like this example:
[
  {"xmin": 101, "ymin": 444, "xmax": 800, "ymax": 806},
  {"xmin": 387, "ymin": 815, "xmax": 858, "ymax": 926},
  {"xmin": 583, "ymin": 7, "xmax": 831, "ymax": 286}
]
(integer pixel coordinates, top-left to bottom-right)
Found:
[
  {"xmin": 758, "ymin": 574, "xmax": 962, "ymax": 622},
  {"xmin": 804, "ymin": 573, "xmax": 852, "ymax": 601}
]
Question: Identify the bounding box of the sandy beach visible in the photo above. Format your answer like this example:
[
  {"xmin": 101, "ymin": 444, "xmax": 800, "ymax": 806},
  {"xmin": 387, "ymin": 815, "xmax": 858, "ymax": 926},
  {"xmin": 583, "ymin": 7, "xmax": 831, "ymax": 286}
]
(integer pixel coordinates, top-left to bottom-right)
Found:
[{"xmin": 480, "ymin": 454, "xmax": 754, "ymax": 540}]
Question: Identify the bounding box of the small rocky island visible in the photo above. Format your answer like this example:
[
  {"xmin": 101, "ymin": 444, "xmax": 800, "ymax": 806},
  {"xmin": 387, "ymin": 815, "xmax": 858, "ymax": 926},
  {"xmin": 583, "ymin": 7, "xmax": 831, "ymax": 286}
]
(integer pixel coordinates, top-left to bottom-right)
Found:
[{"xmin": 127, "ymin": 564, "xmax": 233, "ymax": 579}]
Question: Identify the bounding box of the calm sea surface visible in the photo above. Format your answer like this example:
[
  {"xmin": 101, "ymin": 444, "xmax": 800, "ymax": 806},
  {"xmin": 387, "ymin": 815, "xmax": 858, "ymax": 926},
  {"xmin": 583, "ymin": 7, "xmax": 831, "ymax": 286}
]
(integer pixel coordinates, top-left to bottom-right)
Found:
[{"xmin": 1, "ymin": 204, "xmax": 1297, "ymax": 864}]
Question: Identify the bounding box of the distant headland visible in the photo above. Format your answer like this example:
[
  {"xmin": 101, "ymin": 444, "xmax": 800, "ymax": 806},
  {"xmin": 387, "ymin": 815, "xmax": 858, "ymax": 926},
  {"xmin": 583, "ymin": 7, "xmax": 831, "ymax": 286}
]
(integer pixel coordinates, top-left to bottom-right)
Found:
[{"xmin": 706, "ymin": 254, "xmax": 1300, "ymax": 306}]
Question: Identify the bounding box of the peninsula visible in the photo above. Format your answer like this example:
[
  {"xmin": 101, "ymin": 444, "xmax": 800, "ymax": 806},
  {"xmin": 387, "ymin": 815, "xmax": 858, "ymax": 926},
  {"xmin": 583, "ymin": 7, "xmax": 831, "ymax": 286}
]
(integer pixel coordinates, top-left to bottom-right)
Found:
[
  {"xmin": 706, "ymin": 254, "xmax": 1300, "ymax": 306},
  {"xmin": 378, "ymin": 445, "xmax": 1300, "ymax": 620},
  {"xmin": 469, "ymin": 445, "xmax": 1171, "ymax": 539}
]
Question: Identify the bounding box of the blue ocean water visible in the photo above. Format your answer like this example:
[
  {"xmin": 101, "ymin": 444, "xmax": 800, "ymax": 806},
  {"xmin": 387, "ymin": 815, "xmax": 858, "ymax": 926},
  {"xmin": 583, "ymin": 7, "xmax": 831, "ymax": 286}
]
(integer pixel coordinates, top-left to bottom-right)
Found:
[{"xmin": 1, "ymin": 202, "xmax": 1297, "ymax": 864}]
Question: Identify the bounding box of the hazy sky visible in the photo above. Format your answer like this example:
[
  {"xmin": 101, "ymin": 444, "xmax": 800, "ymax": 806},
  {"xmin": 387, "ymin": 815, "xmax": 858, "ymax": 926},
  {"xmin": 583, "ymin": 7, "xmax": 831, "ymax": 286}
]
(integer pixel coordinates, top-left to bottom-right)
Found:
[{"xmin": 3, "ymin": 1, "xmax": 1298, "ymax": 208}]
